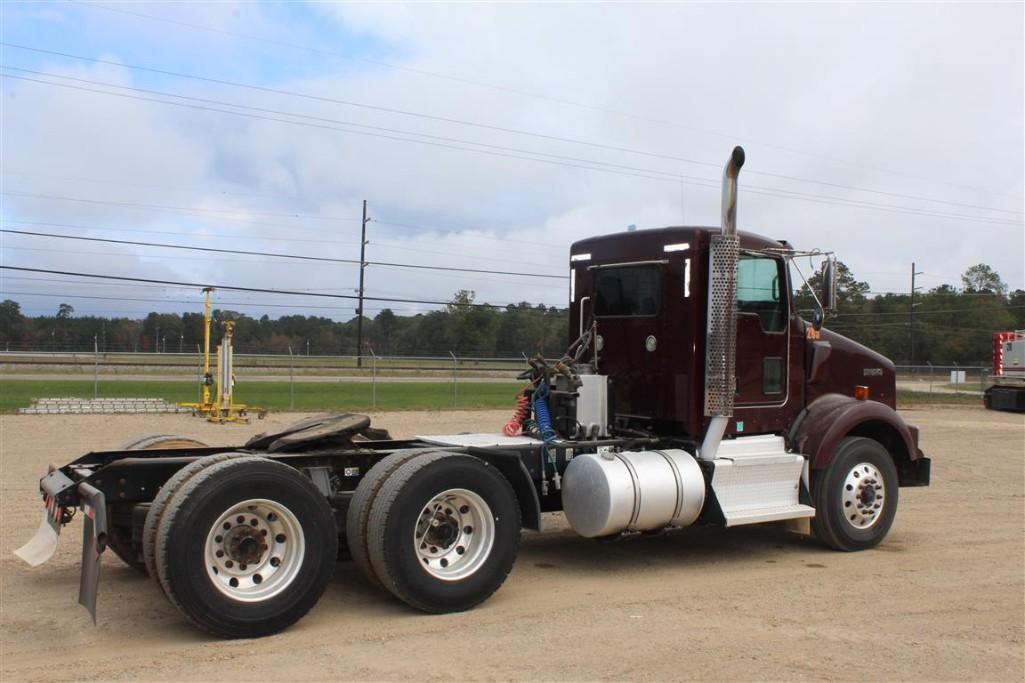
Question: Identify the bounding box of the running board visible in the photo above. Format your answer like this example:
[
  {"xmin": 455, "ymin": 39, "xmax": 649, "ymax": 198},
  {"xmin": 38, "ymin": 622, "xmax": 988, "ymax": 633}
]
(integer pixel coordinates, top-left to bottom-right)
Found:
[
  {"xmin": 708, "ymin": 435, "xmax": 816, "ymax": 528},
  {"xmin": 719, "ymin": 503, "xmax": 815, "ymax": 527}
]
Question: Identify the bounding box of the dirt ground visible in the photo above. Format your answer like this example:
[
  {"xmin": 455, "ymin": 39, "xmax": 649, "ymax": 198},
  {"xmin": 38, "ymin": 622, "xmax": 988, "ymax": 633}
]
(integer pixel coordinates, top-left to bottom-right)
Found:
[{"xmin": 1, "ymin": 407, "xmax": 1022, "ymax": 681}]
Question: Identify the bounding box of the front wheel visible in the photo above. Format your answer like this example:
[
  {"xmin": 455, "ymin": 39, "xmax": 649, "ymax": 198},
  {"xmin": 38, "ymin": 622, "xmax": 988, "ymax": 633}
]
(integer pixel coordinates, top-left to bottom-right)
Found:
[
  {"xmin": 366, "ymin": 453, "xmax": 521, "ymax": 613},
  {"xmin": 811, "ymin": 437, "xmax": 899, "ymax": 551},
  {"xmin": 154, "ymin": 457, "xmax": 337, "ymax": 638}
]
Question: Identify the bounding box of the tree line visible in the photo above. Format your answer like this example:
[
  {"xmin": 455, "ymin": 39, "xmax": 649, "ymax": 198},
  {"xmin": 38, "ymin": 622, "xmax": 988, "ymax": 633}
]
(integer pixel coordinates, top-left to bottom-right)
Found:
[
  {"xmin": 1, "ymin": 264, "xmax": 1022, "ymax": 364},
  {"xmin": 0, "ymin": 290, "xmax": 569, "ymax": 358}
]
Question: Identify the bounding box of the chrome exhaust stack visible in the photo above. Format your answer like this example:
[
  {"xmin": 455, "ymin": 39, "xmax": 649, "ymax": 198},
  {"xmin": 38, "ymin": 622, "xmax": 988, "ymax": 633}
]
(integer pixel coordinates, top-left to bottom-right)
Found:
[{"xmin": 700, "ymin": 146, "xmax": 745, "ymax": 461}]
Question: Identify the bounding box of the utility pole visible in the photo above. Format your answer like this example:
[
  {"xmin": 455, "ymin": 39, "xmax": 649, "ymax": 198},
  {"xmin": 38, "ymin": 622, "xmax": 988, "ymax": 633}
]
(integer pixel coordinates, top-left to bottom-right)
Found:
[
  {"xmin": 909, "ymin": 262, "xmax": 924, "ymax": 365},
  {"xmin": 356, "ymin": 199, "xmax": 370, "ymax": 368}
]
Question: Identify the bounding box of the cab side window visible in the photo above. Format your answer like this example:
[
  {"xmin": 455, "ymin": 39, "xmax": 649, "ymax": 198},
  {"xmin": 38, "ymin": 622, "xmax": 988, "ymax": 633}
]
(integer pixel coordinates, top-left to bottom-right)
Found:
[{"xmin": 736, "ymin": 256, "xmax": 786, "ymax": 332}]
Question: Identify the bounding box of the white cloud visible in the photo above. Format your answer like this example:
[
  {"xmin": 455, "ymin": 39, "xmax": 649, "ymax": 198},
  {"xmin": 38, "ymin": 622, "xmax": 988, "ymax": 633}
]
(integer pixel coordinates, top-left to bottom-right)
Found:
[{"xmin": 2, "ymin": 1, "xmax": 1022, "ymax": 321}]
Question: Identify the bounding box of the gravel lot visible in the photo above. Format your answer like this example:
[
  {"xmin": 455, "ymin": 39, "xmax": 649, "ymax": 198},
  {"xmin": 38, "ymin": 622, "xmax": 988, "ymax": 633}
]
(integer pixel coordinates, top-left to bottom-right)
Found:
[{"xmin": 1, "ymin": 407, "xmax": 1022, "ymax": 681}]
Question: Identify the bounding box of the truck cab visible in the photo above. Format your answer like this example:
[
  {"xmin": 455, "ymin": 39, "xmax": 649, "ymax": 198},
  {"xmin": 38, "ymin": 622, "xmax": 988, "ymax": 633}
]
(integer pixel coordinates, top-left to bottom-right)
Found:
[{"xmin": 568, "ymin": 226, "xmax": 899, "ymax": 438}]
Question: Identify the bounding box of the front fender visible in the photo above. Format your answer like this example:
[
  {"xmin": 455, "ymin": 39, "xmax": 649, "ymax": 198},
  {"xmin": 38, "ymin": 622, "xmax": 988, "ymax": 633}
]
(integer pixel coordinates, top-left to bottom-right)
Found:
[{"xmin": 789, "ymin": 393, "xmax": 929, "ymax": 486}]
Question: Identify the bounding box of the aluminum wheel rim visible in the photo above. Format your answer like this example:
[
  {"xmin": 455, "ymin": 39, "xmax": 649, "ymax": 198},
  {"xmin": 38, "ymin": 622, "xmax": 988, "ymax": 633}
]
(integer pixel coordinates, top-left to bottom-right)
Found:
[
  {"xmin": 842, "ymin": 462, "xmax": 886, "ymax": 530},
  {"xmin": 414, "ymin": 488, "xmax": 495, "ymax": 581},
  {"xmin": 203, "ymin": 498, "xmax": 305, "ymax": 602}
]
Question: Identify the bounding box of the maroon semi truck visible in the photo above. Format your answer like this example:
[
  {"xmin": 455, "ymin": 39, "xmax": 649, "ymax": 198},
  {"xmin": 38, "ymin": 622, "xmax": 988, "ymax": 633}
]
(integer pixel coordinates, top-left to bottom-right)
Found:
[{"xmin": 16, "ymin": 147, "xmax": 930, "ymax": 638}]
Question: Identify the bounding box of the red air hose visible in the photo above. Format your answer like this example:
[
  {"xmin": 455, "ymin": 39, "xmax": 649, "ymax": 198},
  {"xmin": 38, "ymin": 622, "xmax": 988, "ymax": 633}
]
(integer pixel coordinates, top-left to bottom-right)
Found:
[{"xmin": 502, "ymin": 387, "xmax": 532, "ymax": 436}]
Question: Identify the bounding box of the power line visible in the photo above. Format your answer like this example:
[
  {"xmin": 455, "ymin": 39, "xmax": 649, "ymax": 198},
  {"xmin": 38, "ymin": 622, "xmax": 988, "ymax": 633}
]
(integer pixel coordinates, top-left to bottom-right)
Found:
[
  {"xmin": 5, "ymin": 69, "xmax": 1020, "ymax": 229},
  {"xmin": 0, "ymin": 266, "xmax": 564, "ymax": 310},
  {"xmin": 0, "ymin": 70, "xmax": 717, "ymax": 188},
  {"xmin": 10, "ymin": 37, "xmax": 1020, "ymax": 206},
  {"xmin": 0, "ymin": 218, "xmax": 565, "ymax": 270},
  {"xmin": 0, "ymin": 189, "xmax": 358, "ymax": 225},
  {"xmin": 1, "ymin": 175, "xmax": 568, "ymax": 249},
  {"xmin": 0, "ymin": 289, "xmax": 442, "ymax": 314},
  {"xmin": 0, "ymin": 228, "xmax": 567, "ymax": 279},
  {"xmin": 1, "ymin": 246, "xmax": 556, "ymax": 293},
  {"xmin": 835, "ymin": 304, "xmax": 1025, "ymax": 318}
]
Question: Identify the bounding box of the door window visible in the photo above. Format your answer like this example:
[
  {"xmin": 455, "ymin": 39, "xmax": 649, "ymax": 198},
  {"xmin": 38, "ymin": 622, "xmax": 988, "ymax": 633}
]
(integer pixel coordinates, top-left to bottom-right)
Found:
[{"xmin": 736, "ymin": 256, "xmax": 786, "ymax": 332}]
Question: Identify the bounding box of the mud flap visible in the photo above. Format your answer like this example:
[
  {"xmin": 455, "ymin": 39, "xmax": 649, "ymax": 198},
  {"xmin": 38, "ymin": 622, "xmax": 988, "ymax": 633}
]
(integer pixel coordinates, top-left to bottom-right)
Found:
[
  {"xmin": 13, "ymin": 467, "xmax": 76, "ymax": 567},
  {"xmin": 77, "ymin": 483, "xmax": 108, "ymax": 624},
  {"xmin": 13, "ymin": 507, "xmax": 62, "ymax": 567}
]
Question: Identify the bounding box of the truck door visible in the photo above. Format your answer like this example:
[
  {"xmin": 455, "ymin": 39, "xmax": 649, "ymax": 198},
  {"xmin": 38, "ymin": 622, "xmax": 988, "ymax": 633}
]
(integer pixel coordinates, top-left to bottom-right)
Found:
[
  {"xmin": 590, "ymin": 262, "xmax": 671, "ymax": 420},
  {"xmin": 733, "ymin": 253, "xmax": 792, "ymax": 433}
]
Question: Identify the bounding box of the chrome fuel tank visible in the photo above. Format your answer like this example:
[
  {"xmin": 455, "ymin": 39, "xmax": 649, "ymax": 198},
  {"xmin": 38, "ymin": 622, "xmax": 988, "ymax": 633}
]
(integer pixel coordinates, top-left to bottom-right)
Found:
[{"xmin": 561, "ymin": 449, "xmax": 706, "ymax": 538}]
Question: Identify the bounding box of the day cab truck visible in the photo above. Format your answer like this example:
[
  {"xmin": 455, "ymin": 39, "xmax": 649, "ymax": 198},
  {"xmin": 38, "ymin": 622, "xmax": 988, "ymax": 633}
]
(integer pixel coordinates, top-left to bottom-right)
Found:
[
  {"xmin": 15, "ymin": 147, "xmax": 930, "ymax": 638},
  {"xmin": 984, "ymin": 330, "xmax": 1025, "ymax": 411}
]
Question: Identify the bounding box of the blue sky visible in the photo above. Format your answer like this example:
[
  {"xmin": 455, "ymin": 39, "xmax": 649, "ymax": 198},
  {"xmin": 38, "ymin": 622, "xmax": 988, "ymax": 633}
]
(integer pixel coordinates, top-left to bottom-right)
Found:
[{"xmin": 3, "ymin": 2, "xmax": 396, "ymax": 89}]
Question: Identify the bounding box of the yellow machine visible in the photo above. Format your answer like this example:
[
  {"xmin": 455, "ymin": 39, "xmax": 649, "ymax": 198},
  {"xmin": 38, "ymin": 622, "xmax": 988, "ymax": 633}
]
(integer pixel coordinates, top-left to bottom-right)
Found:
[{"xmin": 179, "ymin": 288, "xmax": 266, "ymax": 423}]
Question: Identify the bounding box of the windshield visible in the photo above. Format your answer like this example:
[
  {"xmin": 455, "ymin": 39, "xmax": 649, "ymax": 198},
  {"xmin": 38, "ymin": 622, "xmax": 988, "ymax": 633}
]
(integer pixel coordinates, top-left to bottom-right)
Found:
[{"xmin": 593, "ymin": 265, "xmax": 662, "ymax": 317}]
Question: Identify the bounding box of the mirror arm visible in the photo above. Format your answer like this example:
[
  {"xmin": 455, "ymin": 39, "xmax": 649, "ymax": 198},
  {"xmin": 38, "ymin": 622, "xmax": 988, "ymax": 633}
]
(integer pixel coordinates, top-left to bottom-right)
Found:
[{"xmin": 788, "ymin": 256, "xmax": 825, "ymax": 329}]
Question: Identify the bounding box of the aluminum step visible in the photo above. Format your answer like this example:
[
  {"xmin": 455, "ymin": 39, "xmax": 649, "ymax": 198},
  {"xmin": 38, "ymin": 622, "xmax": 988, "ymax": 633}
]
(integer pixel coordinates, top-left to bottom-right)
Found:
[
  {"xmin": 720, "ymin": 503, "xmax": 815, "ymax": 527},
  {"xmin": 710, "ymin": 435, "xmax": 815, "ymax": 527}
]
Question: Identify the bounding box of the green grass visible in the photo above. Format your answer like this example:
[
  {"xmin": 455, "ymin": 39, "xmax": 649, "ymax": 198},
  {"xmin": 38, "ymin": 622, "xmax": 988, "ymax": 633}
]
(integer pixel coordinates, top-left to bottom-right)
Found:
[
  {"xmin": 896, "ymin": 390, "xmax": 983, "ymax": 407},
  {"xmin": 1, "ymin": 379, "xmax": 986, "ymax": 414},
  {"xmin": 0, "ymin": 379, "xmax": 524, "ymax": 413}
]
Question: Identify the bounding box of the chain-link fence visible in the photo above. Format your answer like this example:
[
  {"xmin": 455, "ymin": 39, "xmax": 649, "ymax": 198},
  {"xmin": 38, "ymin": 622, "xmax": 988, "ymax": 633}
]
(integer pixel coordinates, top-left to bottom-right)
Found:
[
  {"xmin": 895, "ymin": 364, "xmax": 991, "ymax": 397},
  {"xmin": 0, "ymin": 348, "xmax": 542, "ymax": 410},
  {"xmin": 3, "ymin": 349, "xmax": 996, "ymax": 409}
]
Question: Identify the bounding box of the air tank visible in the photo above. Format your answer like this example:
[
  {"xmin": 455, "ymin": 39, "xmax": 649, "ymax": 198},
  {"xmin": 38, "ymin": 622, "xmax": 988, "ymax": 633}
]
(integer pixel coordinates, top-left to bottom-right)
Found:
[{"xmin": 561, "ymin": 449, "xmax": 706, "ymax": 538}]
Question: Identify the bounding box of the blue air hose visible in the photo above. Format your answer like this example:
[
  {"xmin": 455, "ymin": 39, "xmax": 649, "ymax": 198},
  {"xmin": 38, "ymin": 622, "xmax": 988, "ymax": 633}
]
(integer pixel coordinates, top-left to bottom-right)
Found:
[{"xmin": 532, "ymin": 382, "xmax": 557, "ymax": 445}]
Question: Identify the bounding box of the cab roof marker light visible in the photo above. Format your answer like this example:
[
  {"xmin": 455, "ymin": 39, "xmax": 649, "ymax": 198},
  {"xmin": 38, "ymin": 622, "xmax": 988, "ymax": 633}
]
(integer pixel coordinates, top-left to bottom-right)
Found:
[
  {"xmin": 663, "ymin": 243, "xmax": 690, "ymax": 253},
  {"xmin": 570, "ymin": 253, "xmax": 591, "ymax": 262}
]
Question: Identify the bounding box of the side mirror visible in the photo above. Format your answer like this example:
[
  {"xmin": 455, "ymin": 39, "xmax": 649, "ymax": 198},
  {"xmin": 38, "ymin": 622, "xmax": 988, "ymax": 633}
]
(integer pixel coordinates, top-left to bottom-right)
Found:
[
  {"xmin": 820, "ymin": 259, "xmax": 837, "ymax": 314},
  {"xmin": 812, "ymin": 307, "xmax": 824, "ymax": 331}
]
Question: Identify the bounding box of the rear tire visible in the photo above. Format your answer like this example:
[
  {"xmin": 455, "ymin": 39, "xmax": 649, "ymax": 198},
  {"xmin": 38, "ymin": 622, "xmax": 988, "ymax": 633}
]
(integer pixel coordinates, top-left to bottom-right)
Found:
[
  {"xmin": 142, "ymin": 452, "xmax": 248, "ymax": 580},
  {"xmin": 119, "ymin": 434, "xmax": 208, "ymax": 451},
  {"xmin": 367, "ymin": 453, "xmax": 520, "ymax": 613},
  {"xmin": 107, "ymin": 434, "xmax": 208, "ymax": 573},
  {"xmin": 154, "ymin": 457, "xmax": 337, "ymax": 638},
  {"xmin": 345, "ymin": 449, "xmax": 433, "ymax": 588},
  {"xmin": 811, "ymin": 437, "xmax": 899, "ymax": 551}
]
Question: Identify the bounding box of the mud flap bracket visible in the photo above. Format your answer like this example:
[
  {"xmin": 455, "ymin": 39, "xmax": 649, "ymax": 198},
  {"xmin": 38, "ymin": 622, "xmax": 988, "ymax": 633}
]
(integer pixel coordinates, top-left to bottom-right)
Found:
[{"xmin": 77, "ymin": 483, "xmax": 108, "ymax": 624}]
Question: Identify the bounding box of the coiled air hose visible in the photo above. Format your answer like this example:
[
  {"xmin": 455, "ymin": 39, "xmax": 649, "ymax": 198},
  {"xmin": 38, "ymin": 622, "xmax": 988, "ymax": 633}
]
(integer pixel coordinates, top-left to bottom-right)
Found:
[{"xmin": 532, "ymin": 382, "xmax": 556, "ymax": 445}]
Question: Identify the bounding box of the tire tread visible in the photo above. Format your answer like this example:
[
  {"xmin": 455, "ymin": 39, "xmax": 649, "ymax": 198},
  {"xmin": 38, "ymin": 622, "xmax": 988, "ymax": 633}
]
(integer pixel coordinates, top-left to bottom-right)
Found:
[
  {"xmin": 366, "ymin": 452, "xmax": 520, "ymax": 613},
  {"xmin": 345, "ymin": 449, "xmax": 435, "ymax": 587}
]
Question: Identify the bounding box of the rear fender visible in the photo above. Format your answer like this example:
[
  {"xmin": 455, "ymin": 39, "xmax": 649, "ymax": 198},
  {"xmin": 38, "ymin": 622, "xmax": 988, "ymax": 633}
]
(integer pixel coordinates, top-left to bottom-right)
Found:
[
  {"xmin": 789, "ymin": 393, "xmax": 929, "ymax": 486},
  {"xmin": 468, "ymin": 448, "xmax": 542, "ymax": 532}
]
